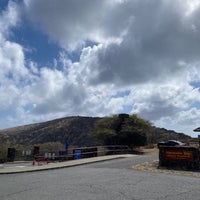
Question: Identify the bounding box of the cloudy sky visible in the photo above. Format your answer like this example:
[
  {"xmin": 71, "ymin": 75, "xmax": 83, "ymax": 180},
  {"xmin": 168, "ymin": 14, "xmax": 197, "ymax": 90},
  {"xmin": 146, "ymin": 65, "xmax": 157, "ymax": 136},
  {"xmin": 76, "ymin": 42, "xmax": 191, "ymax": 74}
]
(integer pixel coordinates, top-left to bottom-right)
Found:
[{"xmin": 1, "ymin": 0, "xmax": 200, "ymax": 137}]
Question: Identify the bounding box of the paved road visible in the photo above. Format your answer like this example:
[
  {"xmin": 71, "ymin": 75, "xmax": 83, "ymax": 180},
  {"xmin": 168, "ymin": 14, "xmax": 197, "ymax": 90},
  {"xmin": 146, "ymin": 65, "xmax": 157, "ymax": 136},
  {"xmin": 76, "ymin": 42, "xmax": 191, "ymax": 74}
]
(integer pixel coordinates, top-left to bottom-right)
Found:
[
  {"xmin": 82, "ymin": 151, "xmax": 158, "ymax": 169},
  {"xmin": 0, "ymin": 152, "xmax": 199, "ymax": 200}
]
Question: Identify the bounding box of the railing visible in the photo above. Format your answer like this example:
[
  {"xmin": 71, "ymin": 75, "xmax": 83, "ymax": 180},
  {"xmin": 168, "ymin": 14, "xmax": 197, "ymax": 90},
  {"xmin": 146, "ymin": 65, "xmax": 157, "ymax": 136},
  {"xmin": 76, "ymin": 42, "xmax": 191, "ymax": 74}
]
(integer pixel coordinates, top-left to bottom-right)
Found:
[
  {"xmin": 0, "ymin": 145, "xmax": 132, "ymax": 163},
  {"xmin": 34, "ymin": 145, "xmax": 131, "ymax": 162}
]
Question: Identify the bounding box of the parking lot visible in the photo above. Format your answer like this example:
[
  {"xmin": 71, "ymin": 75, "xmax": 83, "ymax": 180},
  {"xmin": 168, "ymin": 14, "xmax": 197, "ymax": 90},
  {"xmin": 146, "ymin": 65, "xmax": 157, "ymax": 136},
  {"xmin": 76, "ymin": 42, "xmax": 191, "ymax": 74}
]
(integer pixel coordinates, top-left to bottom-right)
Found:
[{"xmin": 0, "ymin": 150, "xmax": 199, "ymax": 200}]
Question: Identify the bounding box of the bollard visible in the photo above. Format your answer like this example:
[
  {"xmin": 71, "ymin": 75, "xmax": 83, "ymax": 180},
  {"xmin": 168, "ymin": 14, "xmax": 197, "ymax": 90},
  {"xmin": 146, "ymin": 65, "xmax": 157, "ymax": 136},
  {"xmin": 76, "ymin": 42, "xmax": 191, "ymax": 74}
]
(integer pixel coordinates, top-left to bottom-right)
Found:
[{"xmin": 32, "ymin": 160, "xmax": 35, "ymax": 166}]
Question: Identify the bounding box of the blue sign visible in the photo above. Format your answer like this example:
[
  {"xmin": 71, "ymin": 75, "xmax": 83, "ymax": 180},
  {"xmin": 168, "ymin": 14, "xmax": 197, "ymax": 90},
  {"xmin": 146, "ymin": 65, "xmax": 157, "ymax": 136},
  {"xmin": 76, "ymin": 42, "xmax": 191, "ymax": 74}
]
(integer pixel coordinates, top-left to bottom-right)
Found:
[
  {"xmin": 198, "ymin": 135, "xmax": 200, "ymax": 139},
  {"xmin": 74, "ymin": 149, "xmax": 81, "ymax": 160},
  {"xmin": 65, "ymin": 142, "xmax": 69, "ymax": 154}
]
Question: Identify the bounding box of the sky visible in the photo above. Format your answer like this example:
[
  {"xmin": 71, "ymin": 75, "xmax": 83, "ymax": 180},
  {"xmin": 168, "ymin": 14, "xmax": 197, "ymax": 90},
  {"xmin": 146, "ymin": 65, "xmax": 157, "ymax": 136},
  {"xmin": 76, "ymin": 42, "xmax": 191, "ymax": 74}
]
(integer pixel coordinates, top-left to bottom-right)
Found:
[{"xmin": 1, "ymin": 0, "xmax": 200, "ymax": 137}]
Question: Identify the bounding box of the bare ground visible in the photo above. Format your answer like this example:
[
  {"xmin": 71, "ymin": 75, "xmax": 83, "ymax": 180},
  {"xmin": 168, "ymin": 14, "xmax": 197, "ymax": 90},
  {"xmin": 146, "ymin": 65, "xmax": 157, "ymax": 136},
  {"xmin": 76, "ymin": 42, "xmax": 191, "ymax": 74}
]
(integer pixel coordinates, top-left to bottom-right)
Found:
[{"xmin": 132, "ymin": 147, "xmax": 200, "ymax": 179}]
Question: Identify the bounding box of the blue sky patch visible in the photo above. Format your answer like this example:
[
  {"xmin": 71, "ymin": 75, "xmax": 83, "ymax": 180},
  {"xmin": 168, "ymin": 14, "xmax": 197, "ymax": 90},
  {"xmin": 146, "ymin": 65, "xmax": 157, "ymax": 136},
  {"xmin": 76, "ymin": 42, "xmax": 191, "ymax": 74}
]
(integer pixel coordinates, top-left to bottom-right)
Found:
[
  {"xmin": 10, "ymin": 20, "xmax": 61, "ymax": 68},
  {"xmin": 190, "ymin": 81, "xmax": 200, "ymax": 90},
  {"xmin": 112, "ymin": 90, "xmax": 130, "ymax": 98},
  {"xmin": 0, "ymin": 0, "xmax": 8, "ymax": 10}
]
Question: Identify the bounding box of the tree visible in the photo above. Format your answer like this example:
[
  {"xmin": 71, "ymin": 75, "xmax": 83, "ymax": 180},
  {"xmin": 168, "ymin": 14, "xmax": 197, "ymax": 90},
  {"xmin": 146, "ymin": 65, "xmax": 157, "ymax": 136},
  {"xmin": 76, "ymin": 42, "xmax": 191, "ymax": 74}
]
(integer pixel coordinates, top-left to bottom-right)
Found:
[{"xmin": 92, "ymin": 114, "xmax": 150, "ymax": 147}]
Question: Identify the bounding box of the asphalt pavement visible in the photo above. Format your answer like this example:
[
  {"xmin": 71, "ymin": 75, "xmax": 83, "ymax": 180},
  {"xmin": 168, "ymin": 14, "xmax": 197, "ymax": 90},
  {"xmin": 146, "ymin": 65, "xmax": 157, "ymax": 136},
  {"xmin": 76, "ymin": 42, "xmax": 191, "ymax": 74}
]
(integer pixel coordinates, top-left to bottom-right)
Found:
[
  {"xmin": 0, "ymin": 154, "xmax": 136, "ymax": 174},
  {"xmin": 0, "ymin": 152, "xmax": 199, "ymax": 200}
]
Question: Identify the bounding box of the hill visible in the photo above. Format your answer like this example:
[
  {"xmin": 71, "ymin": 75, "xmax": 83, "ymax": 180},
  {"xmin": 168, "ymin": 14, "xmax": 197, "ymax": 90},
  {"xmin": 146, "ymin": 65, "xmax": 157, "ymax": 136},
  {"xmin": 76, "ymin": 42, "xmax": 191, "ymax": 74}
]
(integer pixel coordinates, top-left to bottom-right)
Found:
[
  {"xmin": 0, "ymin": 116, "xmax": 101, "ymax": 146},
  {"xmin": 0, "ymin": 115, "xmax": 191, "ymax": 147}
]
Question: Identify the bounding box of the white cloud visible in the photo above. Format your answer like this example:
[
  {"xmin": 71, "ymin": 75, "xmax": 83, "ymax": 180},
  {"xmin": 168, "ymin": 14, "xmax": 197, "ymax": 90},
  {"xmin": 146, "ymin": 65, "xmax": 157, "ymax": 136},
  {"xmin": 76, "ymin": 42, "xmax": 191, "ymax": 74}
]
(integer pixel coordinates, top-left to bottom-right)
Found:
[
  {"xmin": 23, "ymin": 0, "xmax": 131, "ymax": 50},
  {"xmin": 0, "ymin": 0, "xmax": 200, "ymax": 137},
  {"xmin": 0, "ymin": 1, "xmax": 31, "ymax": 125},
  {"xmin": 155, "ymin": 107, "xmax": 200, "ymax": 136},
  {"xmin": 23, "ymin": 0, "xmax": 200, "ymax": 85},
  {"xmin": 130, "ymin": 81, "xmax": 200, "ymax": 119},
  {"xmin": 126, "ymin": 81, "xmax": 200, "ymax": 136},
  {"xmin": 0, "ymin": 1, "xmax": 20, "ymax": 37},
  {"xmin": 0, "ymin": 40, "xmax": 28, "ymax": 82}
]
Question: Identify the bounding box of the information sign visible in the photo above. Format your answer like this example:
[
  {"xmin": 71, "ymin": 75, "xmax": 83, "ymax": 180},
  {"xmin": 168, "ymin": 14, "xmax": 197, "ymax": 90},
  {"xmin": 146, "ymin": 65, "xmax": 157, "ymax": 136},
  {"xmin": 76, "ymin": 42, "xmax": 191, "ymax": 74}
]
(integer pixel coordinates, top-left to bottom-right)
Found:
[{"xmin": 164, "ymin": 150, "xmax": 193, "ymax": 161}]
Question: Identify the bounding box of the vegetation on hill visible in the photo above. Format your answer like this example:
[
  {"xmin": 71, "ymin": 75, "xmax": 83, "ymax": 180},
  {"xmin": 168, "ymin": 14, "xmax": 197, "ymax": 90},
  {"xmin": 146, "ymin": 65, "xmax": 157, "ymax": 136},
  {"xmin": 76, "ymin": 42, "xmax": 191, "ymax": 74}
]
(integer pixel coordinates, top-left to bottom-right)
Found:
[
  {"xmin": 0, "ymin": 115, "xmax": 191, "ymax": 149},
  {"xmin": 0, "ymin": 116, "xmax": 101, "ymax": 146},
  {"xmin": 92, "ymin": 114, "xmax": 150, "ymax": 147}
]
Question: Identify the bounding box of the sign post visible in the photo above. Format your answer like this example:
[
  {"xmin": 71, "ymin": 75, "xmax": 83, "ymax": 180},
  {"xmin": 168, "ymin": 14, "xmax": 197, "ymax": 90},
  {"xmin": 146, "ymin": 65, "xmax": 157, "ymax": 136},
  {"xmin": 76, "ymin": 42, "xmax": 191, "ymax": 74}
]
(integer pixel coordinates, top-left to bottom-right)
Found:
[{"xmin": 65, "ymin": 142, "xmax": 69, "ymax": 155}]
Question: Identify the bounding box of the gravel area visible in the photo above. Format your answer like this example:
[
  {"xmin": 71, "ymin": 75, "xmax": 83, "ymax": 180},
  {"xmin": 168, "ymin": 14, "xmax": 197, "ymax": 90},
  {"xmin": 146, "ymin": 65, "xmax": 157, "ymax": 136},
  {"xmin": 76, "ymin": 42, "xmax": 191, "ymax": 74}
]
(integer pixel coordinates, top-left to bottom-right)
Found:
[{"xmin": 132, "ymin": 160, "xmax": 200, "ymax": 178}]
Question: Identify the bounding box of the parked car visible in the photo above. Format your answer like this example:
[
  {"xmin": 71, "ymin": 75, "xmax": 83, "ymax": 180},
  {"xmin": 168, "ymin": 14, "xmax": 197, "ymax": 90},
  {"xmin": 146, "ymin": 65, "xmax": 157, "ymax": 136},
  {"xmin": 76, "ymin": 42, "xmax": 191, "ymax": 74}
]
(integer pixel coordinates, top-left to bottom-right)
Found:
[{"xmin": 157, "ymin": 140, "xmax": 185, "ymax": 147}]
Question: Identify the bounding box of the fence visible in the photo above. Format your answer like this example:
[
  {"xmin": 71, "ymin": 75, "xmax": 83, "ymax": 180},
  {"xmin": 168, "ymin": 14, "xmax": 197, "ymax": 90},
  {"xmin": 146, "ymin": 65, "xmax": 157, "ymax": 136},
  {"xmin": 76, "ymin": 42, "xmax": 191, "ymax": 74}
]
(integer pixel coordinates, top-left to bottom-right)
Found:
[{"xmin": 0, "ymin": 145, "xmax": 132, "ymax": 163}]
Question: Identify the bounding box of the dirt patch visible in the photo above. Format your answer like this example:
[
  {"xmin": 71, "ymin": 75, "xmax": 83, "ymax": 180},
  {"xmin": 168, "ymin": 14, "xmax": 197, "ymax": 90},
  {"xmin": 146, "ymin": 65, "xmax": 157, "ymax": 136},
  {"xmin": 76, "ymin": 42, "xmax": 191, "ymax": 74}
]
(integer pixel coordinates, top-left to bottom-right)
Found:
[
  {"xmin": 132, "ymin": 147, "xmax": 158, "ymax": 154},
  {"xmin": 132, "ymin": 160, "xmax": 200, "ymax": 179}
]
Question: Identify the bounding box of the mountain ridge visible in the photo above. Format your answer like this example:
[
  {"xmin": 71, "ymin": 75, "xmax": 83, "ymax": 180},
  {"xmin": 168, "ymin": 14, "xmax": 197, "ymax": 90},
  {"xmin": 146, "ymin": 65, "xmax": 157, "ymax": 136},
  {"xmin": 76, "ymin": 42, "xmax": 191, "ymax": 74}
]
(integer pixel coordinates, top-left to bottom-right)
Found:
[{"xmin": 0, "ymin": 116, "xmax": 191, "ymax": 146}]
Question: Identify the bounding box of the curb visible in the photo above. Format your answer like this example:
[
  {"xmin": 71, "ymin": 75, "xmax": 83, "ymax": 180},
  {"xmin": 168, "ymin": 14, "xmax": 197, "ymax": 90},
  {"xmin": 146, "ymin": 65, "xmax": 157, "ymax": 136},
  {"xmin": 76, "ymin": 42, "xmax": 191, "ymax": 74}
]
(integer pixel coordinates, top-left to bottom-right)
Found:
[{"xmin": 0, "ymin": 154, "xmax": 135, "ymax": 174}]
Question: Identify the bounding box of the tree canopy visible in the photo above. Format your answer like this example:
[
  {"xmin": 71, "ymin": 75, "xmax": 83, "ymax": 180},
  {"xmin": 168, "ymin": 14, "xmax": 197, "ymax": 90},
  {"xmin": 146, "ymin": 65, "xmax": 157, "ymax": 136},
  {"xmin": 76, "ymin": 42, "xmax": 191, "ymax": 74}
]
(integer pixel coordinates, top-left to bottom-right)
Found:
[{"xmin": 92, "ymin": 114, "xmax": 151, "ymax": 147}]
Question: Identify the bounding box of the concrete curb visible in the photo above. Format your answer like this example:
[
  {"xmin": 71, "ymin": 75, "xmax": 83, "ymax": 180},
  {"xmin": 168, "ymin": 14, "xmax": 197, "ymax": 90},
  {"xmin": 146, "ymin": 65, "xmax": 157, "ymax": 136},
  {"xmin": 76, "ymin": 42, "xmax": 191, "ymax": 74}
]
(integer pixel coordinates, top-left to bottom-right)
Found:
[{"xmin": 0, "ymin": 154, "xmax": 135, "ymax": 174}]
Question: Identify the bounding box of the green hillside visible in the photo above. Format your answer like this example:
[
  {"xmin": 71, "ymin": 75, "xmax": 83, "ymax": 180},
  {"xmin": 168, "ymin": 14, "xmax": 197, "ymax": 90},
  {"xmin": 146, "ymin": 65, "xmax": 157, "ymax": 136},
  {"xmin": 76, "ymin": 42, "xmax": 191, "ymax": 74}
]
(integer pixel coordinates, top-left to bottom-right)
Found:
[{"xmin": 0, "ymin": 115, "xmax": 191, "ymax": 147}]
